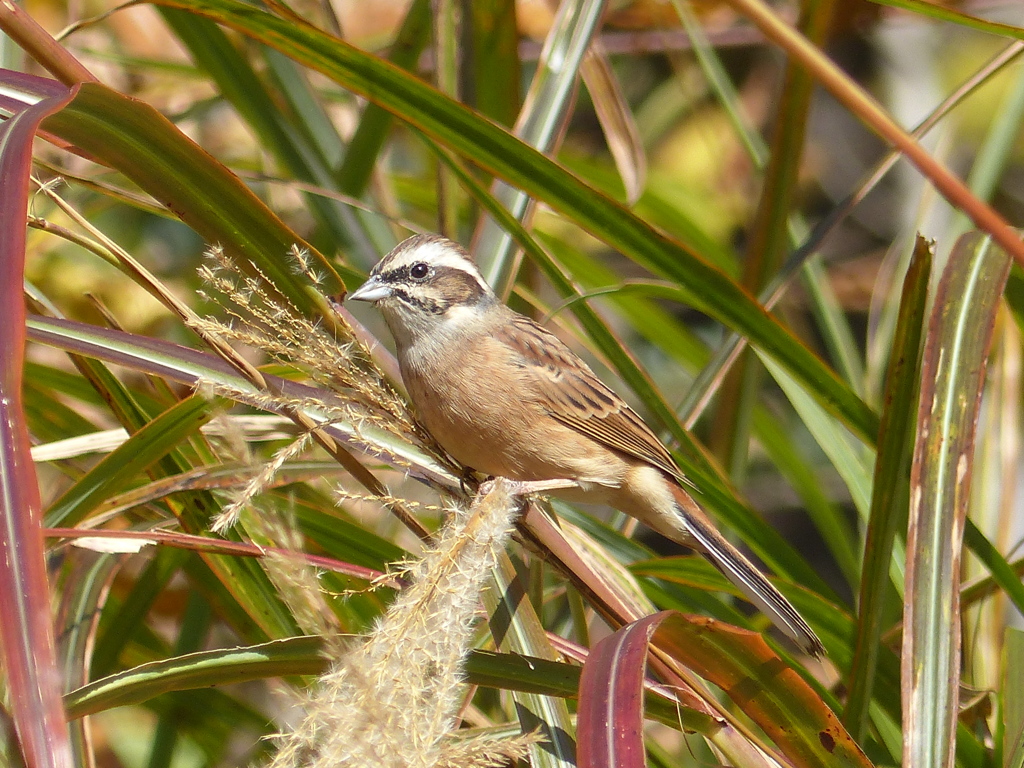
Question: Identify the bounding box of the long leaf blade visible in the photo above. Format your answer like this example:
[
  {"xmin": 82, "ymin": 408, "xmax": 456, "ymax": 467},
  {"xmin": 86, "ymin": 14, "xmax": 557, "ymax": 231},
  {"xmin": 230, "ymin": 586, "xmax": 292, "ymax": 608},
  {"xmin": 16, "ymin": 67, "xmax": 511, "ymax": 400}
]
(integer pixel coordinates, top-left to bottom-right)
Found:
[
  {"xmin": 577, "ymin": 613, "xmax": 660, "ymax": 768},
  {"xmin": 904, "ymin": 232, "xmax": 1012, "ymax": 768},
  {"xmin": 0, "ymin": 73, "xmax": 75, "ymax": 768},
  {"xmin": 845, "ymin": 236, "xmax": 931, "ymax": 740},
  {"xmin": 43, "ymin": 396, "xmax": 212, "ymax": 527},
  {"xmin": 39, "ymin": 81, "xmax": 348, "ymax": 300},
  {"xmin": 651, "ymin": 612, "xmax": 873, "ymax": 767}
]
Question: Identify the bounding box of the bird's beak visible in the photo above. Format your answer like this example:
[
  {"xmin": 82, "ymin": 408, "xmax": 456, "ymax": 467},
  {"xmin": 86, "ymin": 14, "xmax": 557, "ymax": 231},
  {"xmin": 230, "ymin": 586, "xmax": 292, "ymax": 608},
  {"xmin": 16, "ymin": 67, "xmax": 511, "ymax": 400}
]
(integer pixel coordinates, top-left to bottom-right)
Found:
[{"xmin": 347, "ymin": 276, "xmax": 392, "ymax": 303}]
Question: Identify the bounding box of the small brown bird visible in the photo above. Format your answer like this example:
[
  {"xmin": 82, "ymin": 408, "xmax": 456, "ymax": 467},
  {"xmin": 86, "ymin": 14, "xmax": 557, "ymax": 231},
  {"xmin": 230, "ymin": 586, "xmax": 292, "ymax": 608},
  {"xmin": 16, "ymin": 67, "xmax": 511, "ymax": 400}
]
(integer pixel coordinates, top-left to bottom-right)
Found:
[{"xmin": 349, "ymin": 234, "xmax": 823, "ymax": 656}]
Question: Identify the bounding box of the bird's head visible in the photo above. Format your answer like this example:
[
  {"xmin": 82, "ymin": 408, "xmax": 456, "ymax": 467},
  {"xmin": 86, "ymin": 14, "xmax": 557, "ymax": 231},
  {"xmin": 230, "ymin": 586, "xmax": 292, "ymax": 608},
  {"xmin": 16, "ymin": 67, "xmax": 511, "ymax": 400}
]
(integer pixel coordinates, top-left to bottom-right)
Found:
[{"xmin": 347, "ymin": 234, "xmax": 498, "ymax": 347}]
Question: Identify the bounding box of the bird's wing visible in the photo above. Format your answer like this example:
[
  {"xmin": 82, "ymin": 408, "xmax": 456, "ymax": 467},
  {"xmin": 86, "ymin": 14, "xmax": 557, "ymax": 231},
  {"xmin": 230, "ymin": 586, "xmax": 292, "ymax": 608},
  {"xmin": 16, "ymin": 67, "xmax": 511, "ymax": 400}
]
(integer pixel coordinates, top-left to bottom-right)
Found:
[
  {"xmin": 495, "ymin": 315, "xmax": 686, "ymax": 483},
  {"xmin": 496, "ymin": 317, "xmax": 823, "ymax": 656}
]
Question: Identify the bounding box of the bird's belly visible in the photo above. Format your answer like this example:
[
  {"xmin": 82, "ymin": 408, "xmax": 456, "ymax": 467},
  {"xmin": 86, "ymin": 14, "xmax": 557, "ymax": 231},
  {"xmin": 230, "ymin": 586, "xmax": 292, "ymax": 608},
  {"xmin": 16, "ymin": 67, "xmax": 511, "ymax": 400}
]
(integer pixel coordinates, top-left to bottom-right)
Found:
[
  {"xmin": 420, "ymin": 396, "xmax": 574, "ymax": 480},
  {"xmin": 404, "ymin": 367, "xmax": 626, "ymax": 487}
]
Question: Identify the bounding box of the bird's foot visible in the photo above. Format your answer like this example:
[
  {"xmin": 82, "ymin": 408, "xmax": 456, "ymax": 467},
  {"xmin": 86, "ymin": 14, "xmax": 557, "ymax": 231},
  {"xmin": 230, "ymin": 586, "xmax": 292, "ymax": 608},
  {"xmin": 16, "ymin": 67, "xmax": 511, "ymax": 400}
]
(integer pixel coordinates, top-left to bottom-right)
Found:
[{"xmin": 458, "ymin": 466, "xmax": 481, "ymax": 496}]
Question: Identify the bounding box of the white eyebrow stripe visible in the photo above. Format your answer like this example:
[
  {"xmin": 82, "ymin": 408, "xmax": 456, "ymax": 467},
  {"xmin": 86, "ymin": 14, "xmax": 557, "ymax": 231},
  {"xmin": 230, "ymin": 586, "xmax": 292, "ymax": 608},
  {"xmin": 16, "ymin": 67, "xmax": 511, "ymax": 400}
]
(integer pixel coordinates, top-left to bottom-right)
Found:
[
  {"xmin": 410, "ymin": 240, "xmax": 479, "ymax": 272},
  {"xmin": 381, "ymin": 238, "xmax": 491, "ymax": 293}
]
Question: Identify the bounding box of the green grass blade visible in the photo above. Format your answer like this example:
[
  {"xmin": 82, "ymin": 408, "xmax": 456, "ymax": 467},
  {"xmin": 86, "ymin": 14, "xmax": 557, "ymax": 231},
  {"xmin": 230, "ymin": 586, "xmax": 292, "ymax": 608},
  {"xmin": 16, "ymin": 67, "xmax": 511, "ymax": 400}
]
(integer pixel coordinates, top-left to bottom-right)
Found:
[
  {"xmin": 750, "ymin": 406, "xmax": 860, "ymax": 588},
  {"xmin": 844, "ymin": 236, "xmax": 931, "ymax": 741},
  {"xmin": 962, "ymin": 520, "xmax": 1024, "ymax": 618},
  {"xmin": 42, "ymin": 82, "xmax": 349, "ymax": 299},
  {"xmin": 92, "ymin": 547, "xmax": 190, "ymax": 679},
  {"xmin": 868, "ymin": 0, "xmax": 1024, "ymax": 40},
  {"xmin": 336, "ymin": 0, "xmax": 431, "ymax": 197},
  {"xmin": 66, "ymin": 636, "xmax": 324, "ymax": 718},
  {"xmin": 484, "ymin": 553, "xmax": 577, "ymax": 768},
  {"xmin": 706, "ymin": 0, "xmax": 832, "ymax": 480},
  {"xmin": 66, "ymin": 634, "xmax": 696, "ymax": 731},
  {"xmin": 904, "ymin": 232, "xmax": 1012, "ymax": 768},
  {"xmin": 763, "ymin": 353, "xmax": 871, "ymax": 512},
  {"xmin": 468, "ymin": 0, "xmax": 519, "ymax": 127},
  {"xmin": 144, "ymin": 592, "xmax": 213, "ymax": 768},
  {"xmin": 43, "ymin": 395, "xmax": 212, "ymax": 527},
  {"xmin": 1004, "ymin": 628, "xmax": 1024, "ymax": 768},
  {"xmin": 951, "ymin": 55, "xmax": 1024, "ymax": 238},
  {"xmin": 474, "ymin": 0, "xmax": 607, "ymax": 292},
  {"xmin": 158, "ymin": 8, "xmax": 359, "ymax": 250}
]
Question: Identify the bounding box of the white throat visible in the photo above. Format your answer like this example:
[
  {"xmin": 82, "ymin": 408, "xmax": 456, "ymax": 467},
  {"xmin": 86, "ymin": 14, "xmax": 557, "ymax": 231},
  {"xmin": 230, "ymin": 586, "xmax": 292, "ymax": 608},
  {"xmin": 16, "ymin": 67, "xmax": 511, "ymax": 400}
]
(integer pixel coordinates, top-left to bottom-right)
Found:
[{"xmin": 381, "ymin": 296, "xmax": 492, "ymax": 352}]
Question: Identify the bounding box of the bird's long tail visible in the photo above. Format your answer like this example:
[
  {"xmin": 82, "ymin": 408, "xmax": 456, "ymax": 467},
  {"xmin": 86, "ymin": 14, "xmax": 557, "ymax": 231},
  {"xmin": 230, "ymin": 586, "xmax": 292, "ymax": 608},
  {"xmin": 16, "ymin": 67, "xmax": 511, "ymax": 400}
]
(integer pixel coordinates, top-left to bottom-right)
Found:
[{"xmin": 669, "ymin": 484, "xmax": 824, "ymax": 657}]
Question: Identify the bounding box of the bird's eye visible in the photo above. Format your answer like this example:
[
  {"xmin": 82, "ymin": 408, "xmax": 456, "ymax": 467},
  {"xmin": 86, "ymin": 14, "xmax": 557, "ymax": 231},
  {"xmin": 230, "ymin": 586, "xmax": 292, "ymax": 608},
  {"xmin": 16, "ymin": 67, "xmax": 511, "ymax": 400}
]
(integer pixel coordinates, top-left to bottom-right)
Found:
[{"xmin": 409, "ymin": 262, "xmax": 430, "ymax": 281}]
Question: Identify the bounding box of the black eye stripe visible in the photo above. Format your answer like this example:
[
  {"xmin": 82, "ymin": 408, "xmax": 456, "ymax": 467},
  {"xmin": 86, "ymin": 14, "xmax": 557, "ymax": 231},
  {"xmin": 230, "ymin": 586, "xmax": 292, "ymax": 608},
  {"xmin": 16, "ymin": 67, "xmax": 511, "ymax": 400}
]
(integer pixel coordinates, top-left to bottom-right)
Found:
[
  {"xmin": 380, "ymin": 266, "xmax": 410, "ymax": 283},
  {"xmin": 392, "ymin": 288, "xmax": 444, "ymax": 314}
]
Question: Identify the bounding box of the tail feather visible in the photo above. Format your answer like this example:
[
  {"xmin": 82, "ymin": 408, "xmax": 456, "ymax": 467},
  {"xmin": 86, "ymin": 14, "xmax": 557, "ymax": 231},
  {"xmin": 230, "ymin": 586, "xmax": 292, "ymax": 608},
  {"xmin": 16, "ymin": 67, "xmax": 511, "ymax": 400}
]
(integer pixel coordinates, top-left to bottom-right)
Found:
[{"xmin": 670, "ymin": 485, "xmax": 824, "ymax": 657}]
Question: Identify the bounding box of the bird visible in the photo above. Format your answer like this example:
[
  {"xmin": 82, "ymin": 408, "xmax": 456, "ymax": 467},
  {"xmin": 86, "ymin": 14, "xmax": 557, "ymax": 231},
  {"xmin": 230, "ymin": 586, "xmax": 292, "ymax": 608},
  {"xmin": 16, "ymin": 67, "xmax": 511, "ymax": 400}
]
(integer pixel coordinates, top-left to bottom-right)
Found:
[{"xmin": 347, "ymin": 233, "xmax": 824, "ymax": 656}]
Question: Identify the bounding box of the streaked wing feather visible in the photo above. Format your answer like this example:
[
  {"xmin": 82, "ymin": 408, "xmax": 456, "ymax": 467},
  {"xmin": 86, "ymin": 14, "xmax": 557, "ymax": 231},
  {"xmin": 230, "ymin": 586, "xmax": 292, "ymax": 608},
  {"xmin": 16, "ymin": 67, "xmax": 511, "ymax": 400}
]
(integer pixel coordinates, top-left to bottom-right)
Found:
[{"xmin": 497, "ymin": 317, "xmax": 685, "ymax": 483}]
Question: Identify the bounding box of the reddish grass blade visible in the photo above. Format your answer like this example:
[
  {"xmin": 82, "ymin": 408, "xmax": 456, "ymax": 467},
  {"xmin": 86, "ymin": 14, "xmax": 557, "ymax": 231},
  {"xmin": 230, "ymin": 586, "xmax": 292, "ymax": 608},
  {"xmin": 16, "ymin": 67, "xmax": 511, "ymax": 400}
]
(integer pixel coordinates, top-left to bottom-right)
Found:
[
  {"xmin": 0, "ymin": 73, "xmax": 77, "ymax": 768},
  {"xmin": 577, "ymin": 612, "xmax": 668, "ymax": 768},
  {"xmin": 652, "ymin": 613, "xmax": 872, "ymax": 767},
  {"xmin": 45, "ymin": 528, "xmax": 386, "ymax": 583},
  {"xmin": 576, "ymin": 609, "xmax": 867, "ymax": 766}
]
